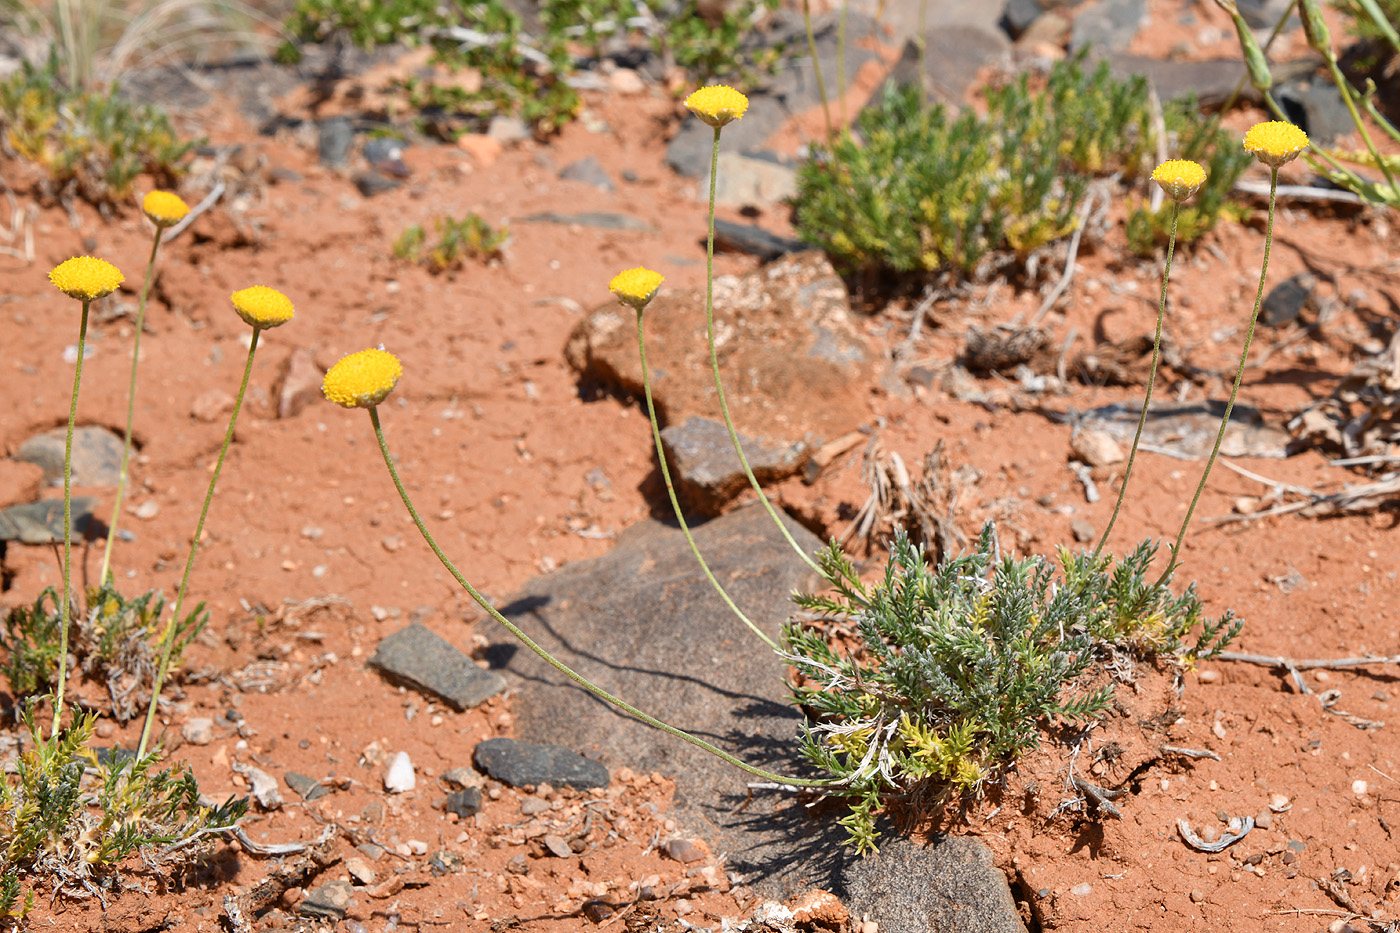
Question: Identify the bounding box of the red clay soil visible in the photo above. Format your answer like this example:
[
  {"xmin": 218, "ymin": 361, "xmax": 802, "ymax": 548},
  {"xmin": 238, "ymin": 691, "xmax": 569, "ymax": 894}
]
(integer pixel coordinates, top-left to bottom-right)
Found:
[{"xmin": 2, "ymin": 8, "xmax": 1399, "ymax": 932}]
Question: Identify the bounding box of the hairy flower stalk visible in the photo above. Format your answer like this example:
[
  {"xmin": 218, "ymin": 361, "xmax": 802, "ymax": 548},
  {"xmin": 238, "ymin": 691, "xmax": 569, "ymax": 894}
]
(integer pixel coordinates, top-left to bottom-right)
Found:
[
  {"xmin": 47, "ymin": 256, "xmax": 124, "ymax": 737},
  {"xmin": 1095, "ymin": 160, "xmax": 1205, "ymax": 558},
  {"xmin": 101, "ymin": 191, "xmax": 190, "ymax": 586},
  {"xmin": 138, "ymin": 286, "xmax": 294, "ymax": 758},
  {"xmin": 1155, "ymin": 124, "xmax": 1307, "ymax": 587},
  {"xmin": 686, "ymin": 86, "xmax": 827, "ymax": 581},
  {"xmin": 327, "ymin": 350, "xmax": 830, "ymax": 788},
  {"xmin": 615, "ymin": 268, "xmax": 779, "ymax": 651}
]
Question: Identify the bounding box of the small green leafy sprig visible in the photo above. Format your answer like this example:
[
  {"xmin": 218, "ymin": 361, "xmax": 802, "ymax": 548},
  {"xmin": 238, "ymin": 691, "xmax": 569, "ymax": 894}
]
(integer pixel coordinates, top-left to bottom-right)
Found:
[
  {"xmin": 0, "ymin": 701, "xmax": 247, "ymax": 917},
  {"xmin": 393, "ymin": 213, "xmax": 508, "ymax": 271},
  {"xmin": 785, "ymin": 524, "xmax": 1243, "ymax": 850}
]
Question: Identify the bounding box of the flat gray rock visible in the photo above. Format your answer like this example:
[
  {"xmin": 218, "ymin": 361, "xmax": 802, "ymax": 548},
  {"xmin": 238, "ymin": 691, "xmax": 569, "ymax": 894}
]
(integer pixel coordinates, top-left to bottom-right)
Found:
[
  {"xmin": 369, "ymin": 624, "xmax": 506, "ymax": 711},
  {"xmin": 489, "ymin": 505, "xmax": 848, "ymax": 898},
  {"xmin": 844, "ymin": 836, "xmax": 1028, "ymax": 933},
  {"xmin": 16, "ymin": 426, "xmax": 124, "ymax": 487},
  {"xmin": 1070, "ymin": 0, "xmax": 1148, "ymax": 53},
  {"xmin": 881, "ymin": 25, "xmax": 1010, "ymax": 106},
  {"xmin": 558, "ymin": 155, "xmax": 615, "ymax": 191},
  {"xmin": 0, "ymin": 497, "xmax": 98, "ymax": 544},
  {"xmin": 1060, "ymin": 401, "xmax": 1292, "ymax": 459},
  {"xmin": 473, "ymin": 737, "xmax": 609, "ymax": 790},
  {"xmin": 566, "ymin": 251, "xmax": 874, "ymax": 454},
  {"xmin": 661, "ymin": 416, "xmax": 810, "ymax": 516},
  {"xmin": 519, "ymin": 211, "xmax": 656, "ymax": 232}
]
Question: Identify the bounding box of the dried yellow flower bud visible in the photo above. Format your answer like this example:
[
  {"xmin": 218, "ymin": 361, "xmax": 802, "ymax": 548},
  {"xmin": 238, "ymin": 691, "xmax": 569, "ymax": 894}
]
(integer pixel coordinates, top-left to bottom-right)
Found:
[
  {"xmin": 609, "ymin": 267, "xmax": 665, "ymax": 312},
  {"xmin": 323, "ymin": 348, "xmax": 403, "ymax": 409},
  {"xmin": 49, "ymin": 256, "xmax": 124, "ymax": 301},
  {"xmin": 685, "ymin": 85, "xmax": 749, "ymax": 128},
  {"xmin": 142, "ymin": 190, "xmax": 190, "ymax": 228},
  {"xmin": 1151, "ymin": 160, "xmax": 1207, "ymax": 202},
  {"xmin": 1243, "ymin": 121, "xmax": 1310, "ymax": 168},
  {"xmin": 230, "ymin": 286, "xmax": 295, "ymax": 329}
]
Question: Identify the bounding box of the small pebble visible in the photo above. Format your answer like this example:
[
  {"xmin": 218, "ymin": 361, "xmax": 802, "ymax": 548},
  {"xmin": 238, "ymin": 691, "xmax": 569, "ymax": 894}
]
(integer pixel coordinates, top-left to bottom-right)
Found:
[
  {"xmin": 1352, "ymin": 780, "xmax": 1368, "ymax": 795},
  {"xmin": 1189, "ymin": 890, "xmax": 1205, "ymax": 903},
  {"xmin": 407, "ymin": 839, "xmax": 428, "ymax": 856},
  {"xmin": 1070, "ymin": 882, "xmax": 1092, "ymax": 896},
  {"xmin": 384, "ymin": 751, "xmax": 416, "ymax": 793},
  {"xmin": 133, "ymin": 499, "xmax": 160, "ymax": 520},
  {"xmin": 181, "ymin": 717, "xmax": 215, "ymax": 745},
  {"xmin": 1197, "ymin": 669, "xmax": 1220, "ymax": 683},
  {"xmin": 1254, "ymin": 810, "xmax": 1272, "ymax": 830},
  {"xmin": 1269, "ymin": 794, "xmax": 1291, "ymax": 811},
  {"xmin": 1315, "ymin": 670, "xmax": 1331, "ymax": 683}
]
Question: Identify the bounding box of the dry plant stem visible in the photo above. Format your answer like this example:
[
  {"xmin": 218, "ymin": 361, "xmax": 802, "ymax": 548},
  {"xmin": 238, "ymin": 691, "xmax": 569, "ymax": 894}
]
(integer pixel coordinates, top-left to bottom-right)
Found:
[
  {"xmin": 367, "ymin": 407, "xmax": 829, "ymax": 788},
  {"xmin": 1217, "ymin": 651, "xmax": 1400, "ymax": 670},
  {"xmin": 634, "ymin": 310, "xmax": 778, "ymax": 652},
  {"xmin": 1155, "ymin": 169, "xmax": 1278, "ymax": 589},
  {"xmin": 801, "ymin": 0, "xmax": 833, "ymax": 142},
  {"xmin": 837, "ymin": 0, "xmax": 848, "ymax": 128},
  {"xmin": 100, "ymin": 231, "xmax": 163, "ymax": 586},
  {"xmin": 1094, "ymin": 202, "xmax": 1177, "ymax": 558},
  {"xmin": 53, "ymin": 299, "xmax": 91, "ymax": 739},
  {"xmin": 138, "ymin": 327, "xmax": 262, "ymax": 758},
  {"xmin": 702, "ymin": 126, "xmax": 825, "ymax": 582}
]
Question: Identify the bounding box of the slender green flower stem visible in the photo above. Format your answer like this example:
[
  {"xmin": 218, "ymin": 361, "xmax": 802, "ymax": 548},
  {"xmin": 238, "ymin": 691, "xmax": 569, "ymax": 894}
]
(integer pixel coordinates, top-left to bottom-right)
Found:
[
  {"xmin": 53, "ymin": 299, "xmax": 91, "ymax": 739},
  {"xmin": 1094, "ymin": 202, "xmax": 1179, "ymax": 560},
  {"xmin": 1155, "ymin": 169, "xmax": 1279, "ymax": 590},
  {"xmin": 100, "ymin": 231, "xmax": 163, "ymax": 586},
  {"xmin": 367, "ymin": 407, "xmax": 831, "ymax": 788},
  {"xmin": 1321, "ymin": 54, "xmax": 1400, "ymax": 201},
  {"xmin": 702, "ymin": 126, "xmax": 826, "ymax": 582},
  {"xmin": 801, "ymin": 0, "xmax": 833, "ymax": 143},
  {"xmin": 138, "ymin": 327, "xmax": 262, "ymax": 758},
  {"xmin": 836, "ymin": 0, "xmax": 848, "ymax": 130},
  {"xmin": 635, "ymin": 310, "xmax": 778, "ymax": 652}
]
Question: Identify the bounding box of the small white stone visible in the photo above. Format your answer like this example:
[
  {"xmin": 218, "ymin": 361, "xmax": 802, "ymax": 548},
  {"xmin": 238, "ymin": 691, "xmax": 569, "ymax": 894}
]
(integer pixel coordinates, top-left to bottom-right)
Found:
[
  {"xmin": 1352, "ymin": 780, "xmax": 1368, "ymax": 795},
  {"xmin": 407, "ymin": 839, "xmax": 428, "ymax": 856},
  {"xmin": 1212, "ymin": 721, "xmax": 1227, "ymax": 739},
  {"xmin": 384, "ymin": 751, "xmax": 416, "ymax": 793},
  {"xmin": 133, "ymin": 499, "xmax": 160, "ymax": 520},
  {"xmin": 1070, "ymin": 882, "xmax": 1092, "ymax": 896},
  {"xmin": 181, "ymin": 717, "xmax": 215, "ymax": 745}
]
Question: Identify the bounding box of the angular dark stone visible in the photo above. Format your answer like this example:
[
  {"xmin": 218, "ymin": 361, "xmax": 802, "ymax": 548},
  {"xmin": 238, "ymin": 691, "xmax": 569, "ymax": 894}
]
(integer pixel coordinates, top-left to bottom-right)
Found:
[
  {"xmin": 843, "ymin": 836, "xmax": 1028, "ymax": 933},
  {"xmin": 317, "ymin": 116, "xmax": 354, "ymax": 167},
  {"xmin": 490, "ymin": 505, "xmax": 839, "ymax": 899},
  {"xmin": 284, "ymin": 771, "xmax": 329, "ymax": 801},
  {"xmin": 0, "ymin": 496, "xmax": 99, "ymax": 545},
  {"xmin": 1276, "ymin": 80, "xmax": 1353, "ymax": 145},
  {"xmin": 660, "ymin": 416, "xmax": 810, "ymax": 516},
  {"xmin": 473, "ymin": 737, "xmax": 609, "ymax": 790},
  {"xmin": 880, "ymin": 25, "xmax": 1009, "ymax": 106},
  {"xmin": 519, "ymin": 211, "xmax": 656, "ymax": 232},
  {"xmin": 353, "ymin": 170, "xmax": 401, "ymax": 197},
  {"xmin": 713, "ymin": 218, "xmax": 807, "ymax": 261},
  {"xmin": 16, "ymin": 426, "xmax": 124, "ymax": 487},
  {"xmin": 1002, "ymin": 0, "xmax": 1047, "ymax": 38},
  {"xmin": 369, "ymin": 624, "xmax": 506, "ymax": 711},
  {"xmin": 443, "ymin": 786, "xmax": 483, "ymax": 818},
  {"xmin": 1261, "ymin": 273, "xmax": 1317, "ymax": 328},
  {"xmin": 300, "ymin": 880, "xmax": 355, "ymax": 920},
  {"xmin": 558, "ymin": 155, "xmax": 615, "ymax": 192}
]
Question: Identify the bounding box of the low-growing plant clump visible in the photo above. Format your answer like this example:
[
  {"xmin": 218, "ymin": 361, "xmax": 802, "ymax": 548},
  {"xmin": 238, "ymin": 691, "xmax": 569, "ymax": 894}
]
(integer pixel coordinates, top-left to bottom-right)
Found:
[
  {"xmin": 393, "ymin": 212, "xmax": 508, "ymax": 270},
  {"xmin": 793, "ymin": 53, "xmax": 1249, "ymax": 282}
]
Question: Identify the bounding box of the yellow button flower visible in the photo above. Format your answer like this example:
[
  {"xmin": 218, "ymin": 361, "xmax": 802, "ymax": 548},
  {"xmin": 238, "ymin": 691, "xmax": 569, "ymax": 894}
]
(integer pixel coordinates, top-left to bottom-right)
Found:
[
  {"xmin": 1243, "ymin": 121, "xmax": 1309, "ymax": 168},
  {"xmin": 49, "ymin": 256, "xmax": 125, "ymax": 301},
  {"xmin": 1151, "ymin": 160, "xmax": 1207, "ymax": 202},
  {"xmin": 323, "ymin": 348, "xmax": 403, "ymax": 409},
  {"xmin": 142, "ymin": 190, "xmax": 190, "ymax": 228},
  {"xmin": 231, "ymin": 286, "xmax": 295, "ymax": 329},
  {"xmin": 609, "ymin": 267, "xmax": 664, "ymax": 312},
  {"xmin": 685, "ymin": 85, "xmax": 749, "ymax": 128}
]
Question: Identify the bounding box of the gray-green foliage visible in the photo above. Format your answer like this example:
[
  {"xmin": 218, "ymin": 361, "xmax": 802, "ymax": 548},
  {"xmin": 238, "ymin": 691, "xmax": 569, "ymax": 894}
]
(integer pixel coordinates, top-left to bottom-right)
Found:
[
  {"xmin": 793, "ymin": 52, "xmax": 1244, "ymax": 282},
  {"xmin": 0, "ymin": 701, "xmax": 247, "ymax": 918},
  {"xmin": 786, "ymin": 525, "xmax": 1242, "ymax": 851}
]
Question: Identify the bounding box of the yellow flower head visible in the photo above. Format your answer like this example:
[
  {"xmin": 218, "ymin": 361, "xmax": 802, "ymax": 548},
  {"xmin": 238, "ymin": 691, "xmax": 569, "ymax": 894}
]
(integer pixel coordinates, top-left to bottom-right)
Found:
[
  {"xmin": 1243, "ymin": 121, "xmax": 1309, "ymax": 168},
  {"xmin": 49, "ymin": 256, "xmax": 125, "ymax": 301},
  {"xmin": 323, "ymin": 347, "xmax": 403, "ymax": 409},
  {"xmin": 231, "ymin": 285, "xmax": 295, "ymax": 329},
  {"xmin": 685, "ymin": 85, "xmax": 749, "ymax": 128},
  {"xmin": 609, "ymin": 267, "xmax": 664, "ymax": 312},
  {"xmin": 142, "ymin": 190, "xmax": 190, "ymax": 228},
  {"xmin": 1151, "ymin": 159, "xmax": 1207, "ymax": 202}
]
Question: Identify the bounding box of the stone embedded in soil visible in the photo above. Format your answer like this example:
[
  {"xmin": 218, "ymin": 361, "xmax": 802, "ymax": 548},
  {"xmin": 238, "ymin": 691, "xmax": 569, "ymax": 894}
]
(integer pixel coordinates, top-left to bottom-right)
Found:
[
  {"xmin": 285, "ymin": 771, "xmax": 329, "ymax": 801},
  {"xmin": 662, "ymin": 838, "xmax": 707, "ymax": 864},
  {"xmin": 558, "ymin": 155, "xmax": 615, "ymax": 192},
  {"xmin": 1065, "ymin": 401, "xmax": 1290, "ymax": 460},
  {"xmin": 566, "ymin": 251, "xmax": 875, "ymax": 452},
  {"xmin": 277, "ymin": 348, "xmax": 325, "ymax": 419},
  {"xmin": 1069, "ymin": 428, "xmax": 1124, "ymax": 468},
  {"xmin": 1070, "ymin": 518, "xmax": 1096, "ymax": 543},
  {"xmin": 843, "ymin": 836, "xmax": 1028, "ymax": 933},
  {"xmin": 316, "ymin": 116, "xmax": 353, "ymax": 167},
  {"xmin": 300, "ymin": 880, "xmax": 355, "ymax": 920},
  {"xmin": 181, "ymin": 718, "xmax": 214, "ymax": 745},
  {"xmin": 368, "ymin": 623, "xmax": 506, "ymax": 711},
  {"xmin": 660, "ymin": 416, "xmax": 810, "ymax": 516},
  {"xmin": 489, "ymin": 504, "xmax": 835, "ymax": 899},
  {"xmin": 1261, "ymin": 273, "xmax": 1317, "ymax": 328},
  {"xmin": 473, "ymin": 738, "xmax": 609, "ymax": 791},
  {"xmin": 354, "ymin": 170, "xmax": 401, "ymax": 198},
  {"xmin": 1069, "ymin": 0, "xmax": 1148, "ymax": 52},
  {"xmin": 443, "ymin": 786, "xmax": 483, "ymax": 818},
  {"xmin": 520, "ymin": 210, "xmax": 656, "ymax": 233},
  {"xmin": 0, "ymin": 497, "xmax": 99, "ymax": 545},
  {"xmin": 704, "ymin": 152, "xmax": 797, "ymax": 210},
  {"xmin": 542, "ymin": 834, "xmax": 573, "ymax": 858},
  {"xmin": 712, "ymin": 218, "xmax": 808, "ymax": 261},
  {"xmin": 16, "ymin": 425, "xmax": 124, "ymax": 486},
  {"xmin": 384, "ymin": 751, "xmax": 416, "ymax": 794},
  {"xmin": 881, "ymin": 24, "xmax": 1009, "ymax": 107}
]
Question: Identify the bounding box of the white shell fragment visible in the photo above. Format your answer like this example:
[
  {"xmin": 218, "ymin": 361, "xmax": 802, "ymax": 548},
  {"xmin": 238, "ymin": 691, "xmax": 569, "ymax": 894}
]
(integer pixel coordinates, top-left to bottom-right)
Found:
[{"xmin": 385, "ymin": 751, "xmax": 416, "ymax": 793}]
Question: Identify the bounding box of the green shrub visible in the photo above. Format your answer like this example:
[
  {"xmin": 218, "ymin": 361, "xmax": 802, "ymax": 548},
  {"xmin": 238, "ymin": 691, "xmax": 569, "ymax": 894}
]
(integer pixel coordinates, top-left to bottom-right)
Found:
[
  {"xmin": 1, "ymin": 584, "xmax": 208, "ymax": 722},
  {"xmin": 0, "ymin": 701, "xmax": 246, "ymax": 914},
  {"xmin": 793, "ymin": 53, "xmax": 1240, "ymax": 283},
  {"xmin": 0, "ymin": 57, "xmax": 193, "ymax": 207},
  {"xmin": 786, "ymin": 525, "xmax": 1242, "ymax": 851},
  {"xmin": 393, "ymin": 213, "xmax": 508, "ymax": 270}
]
